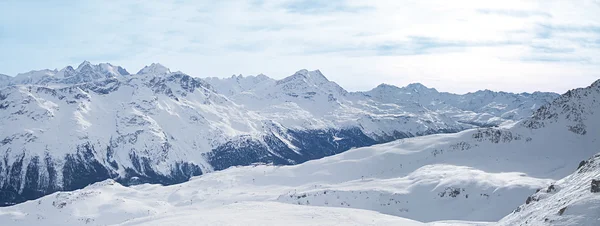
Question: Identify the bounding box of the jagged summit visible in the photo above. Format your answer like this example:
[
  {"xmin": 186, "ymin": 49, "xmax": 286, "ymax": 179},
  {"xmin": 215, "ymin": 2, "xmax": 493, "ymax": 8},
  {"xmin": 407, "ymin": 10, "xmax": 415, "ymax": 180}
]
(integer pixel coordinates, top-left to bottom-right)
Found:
[
  {"xmin": 204, "ymin": 73, "xmax": 276, "ymax": 96},
  {"xmin": 255, "ymin": 73, "xmax": 269, "ymax": 80},
  {"xmin": 405, "ymin": 82, "xmax": 428, "ymax": 89},
  {"xmin": 137, "ymin": 63, "xmax": 171, "ymax": 75},
  {"xmin": 277, "ymin": 69, "xmax": 329, "ymax": 85},
  {"xmin": 523, "ymin": 78, "xmax": 600, "ymax": 135},
  {"xmin": 98, "ymin": 62, "xmax": 130, "ymax": 76},
  {"xmin": 270, "ymin": 69, "xmax": 349, "ymax": 99},
  {"xmin": 76, "ymin": 60, "xmax": 92, "ymax": 71},
  {"xmin": 291, "ymin": 69, "xmax": 327, "ymax": 81},
  {"xmin": 4, "ymin": 61, "xmax": 131, "ymax": 86},
  {"xmin": 375, "ymin": 83, "xmax": 398, "ymax": 89},
  {"xmin": 369, "ymin": 82, "xmax": 436, "ymax": 94}
]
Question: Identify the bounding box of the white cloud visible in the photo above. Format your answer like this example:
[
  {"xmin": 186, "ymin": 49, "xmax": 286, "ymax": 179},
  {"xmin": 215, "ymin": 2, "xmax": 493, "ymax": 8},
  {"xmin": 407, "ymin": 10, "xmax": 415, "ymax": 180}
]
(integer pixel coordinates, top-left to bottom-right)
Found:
[{"xmin": 0, "ymin": 0, "xmax": 599, "ymax": 93}]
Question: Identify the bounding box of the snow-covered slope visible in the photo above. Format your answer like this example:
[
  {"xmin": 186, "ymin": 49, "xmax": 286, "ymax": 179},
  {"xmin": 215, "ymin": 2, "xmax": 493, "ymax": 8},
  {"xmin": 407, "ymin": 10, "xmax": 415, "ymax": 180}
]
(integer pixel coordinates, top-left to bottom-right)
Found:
[
  {"xmin": 497, "ymin": 153, "xmax": 600, "ymax": 226},
  {"xmin": 0, "ymin": 78, "xmax": 597, "ymax": 225},
  {"xmin": 0, "ymin": 62, "xmax": 559, "ymax": 207}
]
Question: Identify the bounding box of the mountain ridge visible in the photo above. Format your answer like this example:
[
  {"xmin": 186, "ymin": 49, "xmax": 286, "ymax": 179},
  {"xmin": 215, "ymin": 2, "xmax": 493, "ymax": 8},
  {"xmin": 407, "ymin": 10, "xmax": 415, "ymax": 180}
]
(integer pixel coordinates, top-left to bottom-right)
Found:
[
  {"xmin": 0, "ymin": 77, "xmax": 598, "ymax": 225},
  {"xmin": 0, "ymin": 61, "xmax": 561, "ymax": 206}
]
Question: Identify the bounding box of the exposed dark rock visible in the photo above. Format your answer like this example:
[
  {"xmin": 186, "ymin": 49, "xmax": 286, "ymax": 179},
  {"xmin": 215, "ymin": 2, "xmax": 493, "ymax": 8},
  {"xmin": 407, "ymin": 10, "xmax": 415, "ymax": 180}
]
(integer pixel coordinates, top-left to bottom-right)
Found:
[
  {"xmin": 438, "ymin": 187, "xmax": 462, "ymax": 198},
  {"xmin": 591, "ymin": 179, "xmax": 600, "ymax": 193},
  {"xmin": 205, "ymin": 127, "xmax": 377, "ymax": 171},
  {"xmin": 0, "ymin": 143, "xmax": 203, "ymax": 207},
  {"xmin": 525, "ymin": 195, "xmax": 539, "ymax": 204},
  {"xmin": 578, "ymin": 160, "xmax": 587, "ymax": 170},
  {"xmin": 558, "ymin": 206, "xmax": 567, "ymax": 215}
]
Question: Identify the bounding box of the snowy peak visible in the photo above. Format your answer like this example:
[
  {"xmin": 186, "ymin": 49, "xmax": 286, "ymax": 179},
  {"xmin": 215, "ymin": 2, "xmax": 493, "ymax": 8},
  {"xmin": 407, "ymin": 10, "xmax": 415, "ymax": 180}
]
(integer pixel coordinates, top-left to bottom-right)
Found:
[
  {"xmin": 74, "ymin": 61, "xmax": 124, "ymax": 76},
  {"xmin": 205, "ymin": 69, "xmax": 349, "ymax": 106},
  {"xmin": 277, "ymin": 69, "xmax": 330, "ymax": 86},
  {"xmin": 404, "ymin": 83, "xmax": 438, "ymax": 93},
  {"xmin": 374, "ymin": 83, "xmax": 398, "ymax": 90},
  {"xmin": 55, "ymin": 66, "xmax": 76, "ymax": 78},
  {"xmin": 255, "ymin": 73, "xmax": 270, "ymax": 81},
  {"xmin": 205, "ymin": 73, "xmax": 276, "ymax": 96},
  {"xmin": 7, "ymin": 61, "xmax": 130, "ymax": 86},
  {"xmin": 98, "ymin": 63, "xmax": 130, "ymax": 76},
  {"xmin": 229, "ymin": 73, "xmax": 274, "ymax": 84},
  {"xmin": 74, "ymin": 61, "xmax": 129, "ymax": 77},
  {"xmin": 150, "ymin": 72, "xmax": 215, "ymax": 94},
  {"xmin": 137, "ymin": 63, "xmax": 171, "ymax": 76},
  {"xmin": 522, "ymin": 79, "xmax": 600, "ymax": 135},
  {"xmin": 367, "ymin": 82, "xmax": 437, "ymax": 95},
  {"xmin": 294, "ymin": 69, "xmax": 328, "ymax": 82},
  {"xmin": 275, "ymin": 69, "xmax": 348, "ymax": 97},
  {"xmin": 60, "ymin": 61, "xmax": 129, "ymax": 84},
  {"xmin": 76, "ymin": 60, "xmax": 93, "ymax": 71}
]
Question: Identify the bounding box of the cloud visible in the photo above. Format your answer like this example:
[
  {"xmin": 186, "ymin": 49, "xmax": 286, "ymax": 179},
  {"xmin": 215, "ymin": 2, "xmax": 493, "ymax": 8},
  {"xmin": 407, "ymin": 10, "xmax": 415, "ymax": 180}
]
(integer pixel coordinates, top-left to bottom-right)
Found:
[
  {"xmin": 521, "ymin": 55, "xmax": 592, "ymax": 63},
  {"xmin": 0, "ymin": 0, "xmax": 599, "ymax": 94},
  {"xmin": 529, "ymin": 45, "xmax": 575, "ymax": 54},
  {"xmin": 477, "ymin": 9, "xmax": 552, "ymax": 18},
  {"xmin": 283, "ymin": 0, "xmax": 373, "ymax": 14}
]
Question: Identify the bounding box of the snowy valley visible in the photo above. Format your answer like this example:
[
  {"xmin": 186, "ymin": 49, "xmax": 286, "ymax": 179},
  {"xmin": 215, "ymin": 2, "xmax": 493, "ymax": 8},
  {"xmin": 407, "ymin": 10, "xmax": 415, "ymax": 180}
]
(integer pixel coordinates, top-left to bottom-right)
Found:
[{"xmin": 0, "ymin": 62, "xmax": 598, "ymax": 225}]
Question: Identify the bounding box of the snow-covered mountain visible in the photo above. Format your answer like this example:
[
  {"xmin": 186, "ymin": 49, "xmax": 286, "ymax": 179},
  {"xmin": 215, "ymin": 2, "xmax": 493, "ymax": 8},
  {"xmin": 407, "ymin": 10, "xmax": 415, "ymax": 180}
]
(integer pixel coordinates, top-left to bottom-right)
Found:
[
  {"xmin": 137, "ymin": 63, "xmax": 171, "ymax": 76},
  {"xmin": 363, "ymin": 83, "xmax": 559, "ymax": 127},
  {"xmin": 7, "ymin": 61, "xmax": 129, "ymax": 86},
  {"xmin": 0, "ymin": 78, "xmax": 597, "ymax": 225},
  {"xmin": 0, "ymin": 61, "xmax": 559, "ymax": 207},
  {"xmin": 204, "ymin": 73, "xmax": 275, "ymax": 97}
]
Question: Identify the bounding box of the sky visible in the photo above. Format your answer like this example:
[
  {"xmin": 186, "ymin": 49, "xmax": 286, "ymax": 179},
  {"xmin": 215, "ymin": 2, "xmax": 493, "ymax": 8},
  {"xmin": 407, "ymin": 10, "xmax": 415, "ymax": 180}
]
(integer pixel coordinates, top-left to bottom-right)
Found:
[{"xmin": 0, "ymin": 0, "xmax": 599, "ymax": 94}]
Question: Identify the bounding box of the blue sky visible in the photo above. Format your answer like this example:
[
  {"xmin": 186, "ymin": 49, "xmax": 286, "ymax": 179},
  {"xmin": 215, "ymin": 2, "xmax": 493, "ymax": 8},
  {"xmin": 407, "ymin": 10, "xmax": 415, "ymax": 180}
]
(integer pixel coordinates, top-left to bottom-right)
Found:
[{"xmin": 1, "ymin": 0, "xmax": 599, "ymax": 93}]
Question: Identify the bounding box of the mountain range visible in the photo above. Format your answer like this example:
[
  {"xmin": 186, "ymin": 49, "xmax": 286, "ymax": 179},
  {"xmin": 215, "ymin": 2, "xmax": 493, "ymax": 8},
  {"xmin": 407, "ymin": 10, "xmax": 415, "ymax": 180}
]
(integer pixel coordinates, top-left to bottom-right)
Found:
[
  {"xmin": 0, "ymin": 61, "xmax": 559, "ymax": 207},
  {"xmin": 0, "ymin": 63, "xmax": 597, "ymax": 225}
]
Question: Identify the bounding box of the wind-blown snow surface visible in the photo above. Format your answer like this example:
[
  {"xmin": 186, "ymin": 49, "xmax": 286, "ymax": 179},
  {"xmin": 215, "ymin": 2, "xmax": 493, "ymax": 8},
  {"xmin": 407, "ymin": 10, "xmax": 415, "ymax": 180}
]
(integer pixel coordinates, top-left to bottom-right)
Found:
[
  {"xmin": 0, "ymin": 62, "xmax": 559, "ymax": 206},
  {"xmin": 0, "ymin": 78, "xmax": 598, "ymax": 225},
  {"xmin": 497, "ymin": 153, "xmax": 600, "ymax": 226}
]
